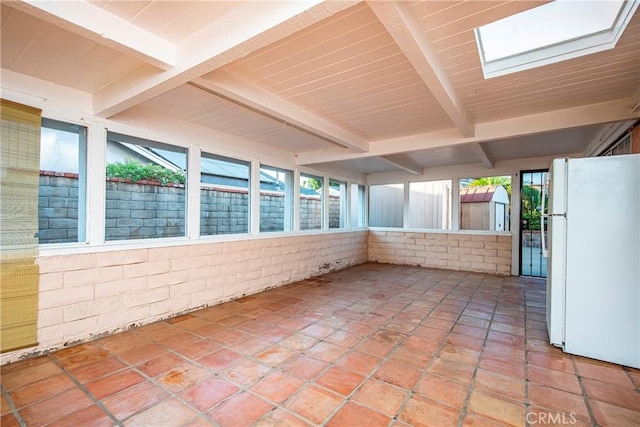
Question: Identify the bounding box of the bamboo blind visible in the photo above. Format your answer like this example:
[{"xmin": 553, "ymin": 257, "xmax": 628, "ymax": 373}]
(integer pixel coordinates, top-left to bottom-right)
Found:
[{"xmin": 1, "ymin": 99, "xmax": 41, "ymax": 353}]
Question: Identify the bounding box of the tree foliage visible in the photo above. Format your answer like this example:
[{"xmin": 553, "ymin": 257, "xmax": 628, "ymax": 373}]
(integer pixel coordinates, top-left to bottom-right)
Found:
[
  {"xmin": 106, "ymin": 158, "xmax": 186, "ymax": 185},
  {"xmin": 521, "ymin": 184, "xmax": 545, "ymax": 230},
  {"xmin": 303, "ymin": 177, "xmax": 323, "ymax": 191},
  {"xmin": 468, "ymin": 176, "xmax": 511, "ymax": 198}
]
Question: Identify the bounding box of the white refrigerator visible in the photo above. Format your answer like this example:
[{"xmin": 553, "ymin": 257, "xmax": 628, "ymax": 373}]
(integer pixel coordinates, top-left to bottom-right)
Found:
[{"xmin": 543, "ymin": 154, "xmax": 640, "ymax": 369}]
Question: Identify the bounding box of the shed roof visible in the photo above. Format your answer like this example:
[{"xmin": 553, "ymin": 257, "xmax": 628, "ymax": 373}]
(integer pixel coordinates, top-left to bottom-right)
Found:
[{"xmin": 460, "ymin": 185, "xmax": 507, "ymax": 203}]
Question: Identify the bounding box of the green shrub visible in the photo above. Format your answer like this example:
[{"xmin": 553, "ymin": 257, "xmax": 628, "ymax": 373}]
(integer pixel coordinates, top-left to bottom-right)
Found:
[{"xmin": 106, "ymin": 158, "xmax": 186, "ymax": 185}]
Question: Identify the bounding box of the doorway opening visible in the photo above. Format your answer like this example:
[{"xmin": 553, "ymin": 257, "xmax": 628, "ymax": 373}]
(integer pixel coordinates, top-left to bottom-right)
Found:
[{"xmin": 520, "ymin": 170, "xmax": 547, "ymax": 277}]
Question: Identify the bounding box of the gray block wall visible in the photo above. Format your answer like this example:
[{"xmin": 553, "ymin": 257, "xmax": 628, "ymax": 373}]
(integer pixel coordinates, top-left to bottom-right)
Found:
[
  {"xmin": 38, "ymin": 174, "xmax": 79, "ymax": 244},
  {"xmin": 105, "ymin": 179, "xmax": 186, "ymax": 240},
  {"xmin": 201, "ymin": 188, "xmax": 249, "ymax": 235},
  {"xmin": 38, "ymin": 175, "xmax": 344, "ymax": 243}
]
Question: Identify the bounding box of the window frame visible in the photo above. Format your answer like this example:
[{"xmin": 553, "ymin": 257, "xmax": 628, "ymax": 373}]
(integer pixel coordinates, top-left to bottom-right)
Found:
[
  {"xmin": 299, "ymin": 172, "xmax": 324, "ymax": 231},
  {"xmin": 259, "ymin": 164, "xmax": 294, "ymax": 233},
  {"xmin": 105, "ymin": 131, "xmax": 188, "ymax": 242},
  {"xmin": 38, "ymin": 118, "xmax": 88, "ymax": 245},
  {"xmin": 329, "ymin": 178, "xmax": 347, "ymax": 229},
  {"xmin": 200, "ymin": 151, "xmax": 251, "ymax": 237},
  {"xmin": 368, "ymin": 183, "xmax": 405, "ymax": 228},
  {"xmin": 407, "ymin": 179, "xmax": 452, "ymax": 230}
]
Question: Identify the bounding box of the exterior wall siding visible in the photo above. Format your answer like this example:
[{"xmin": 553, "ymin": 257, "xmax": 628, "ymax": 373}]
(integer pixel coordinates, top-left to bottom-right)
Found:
[{"xmin": 368, "ymin": 230, "xmax": 512, "ymax": 276}]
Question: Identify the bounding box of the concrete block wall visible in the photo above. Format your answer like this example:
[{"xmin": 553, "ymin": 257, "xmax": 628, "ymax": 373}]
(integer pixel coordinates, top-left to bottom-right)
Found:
[
  {"xmin": 300, "ymin": 196, "xmax": 322, "ymax": 229},
  {"xmin": 39, "ymin": 175, "xmax": 343, "ymax": 241},
  {"xmin": 105, "ymin": 179, "xmax": 186, "ymax": 240},
  {"xmin": 38, "ymin": 173, "xmax": 79, "ymax": 244},
  {"xmin": 368, "ymin": 230, "xmax": 511, "ymax": 275},
  {"xmin": 200, "ymin": 187, "xmax": 249, "ymax": 235},
  {"xmin": 0, "ymin": 230, "xmax": 367, "ymax": 364}
]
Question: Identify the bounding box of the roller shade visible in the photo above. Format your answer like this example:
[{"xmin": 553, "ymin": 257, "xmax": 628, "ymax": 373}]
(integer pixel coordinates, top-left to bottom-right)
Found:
[{"xmin": 1, "ymin": 99, "xmax": 41, "ymax": 353}]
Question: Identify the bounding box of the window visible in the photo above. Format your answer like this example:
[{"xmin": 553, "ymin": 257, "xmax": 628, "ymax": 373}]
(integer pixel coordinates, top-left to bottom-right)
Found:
[
  {"xmin": 409, "ymin": 180, "xmax": 451, "ymax": 229},
  {"xmin": 475, "ymin": 0, "xmax": 638, "ymax": 78},
  {"xmin": 459, "ymin": 176, "xmax": 511, "ymax": 231},
  {"xmin": 329, "ymin": 179, "xmax": 347, "ymax": 229},
  {"xmin": 105, "ymin": 132, "xmax": 187, "ymax": 241},
  {"xmin": 601, "ymin": 133, "xmax": 632, "ymax": 157},
  {"xmin": 369, "ymin": 183, "xmax": 403, "ymax": 228},
  {"xmin": 38, "ymin": 118, "xmax": 87, "ymax": 244},
  {"xmin": 350, "ymin": 184, "xmax": 366, "ymax": 228},
  {"xmin": 200, "ymin": 153, "xmax": 250, "ymax": 236},
  {"xmin": 259, "ymin": 165, "xmax": 293, "ymax": 232},
  {"xmin": 299, "ymin": 173, "xmax": 323, "ymax": 230}
]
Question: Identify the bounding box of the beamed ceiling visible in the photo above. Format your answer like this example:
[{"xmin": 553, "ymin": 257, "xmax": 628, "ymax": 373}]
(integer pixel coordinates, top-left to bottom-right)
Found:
[{"xmin": 2, "ymin": 0, "xmax": 639, "ymax": 176}]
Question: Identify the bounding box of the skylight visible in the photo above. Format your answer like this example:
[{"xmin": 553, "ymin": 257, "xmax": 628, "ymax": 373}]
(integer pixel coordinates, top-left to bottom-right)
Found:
[{"xmin": 475, "ymin": 0, "xmax": 639, "ymax": 79}]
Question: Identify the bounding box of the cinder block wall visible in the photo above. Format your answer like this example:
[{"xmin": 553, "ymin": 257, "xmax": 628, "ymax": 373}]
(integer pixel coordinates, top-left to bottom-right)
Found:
[
  {"xmin": 368, "ymin": 230, "xmax": 511, "ymax": 275},
  {"xmin": 0, "ymin": 230, "xmax": 367, "ymax": 364},
  {"xmin": 38, "ymin": 175, "xmax": 343, "ymax": 242}
]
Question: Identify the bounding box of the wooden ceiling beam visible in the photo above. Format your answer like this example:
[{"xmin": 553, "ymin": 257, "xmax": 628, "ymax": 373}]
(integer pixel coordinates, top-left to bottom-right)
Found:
[
  {"xmin": 379, "ymin": 154, "xmax": 423, "ymax": 175},
  {"xmin": 367, "ymin": 1, "xmax": 475, "ymax": 137},
  {"xmin": 583, "ymin": 120, "xmax": 636, "ymax": 157},
  {"xmin": 297, "ymin": 98, "xmax": 639, "ymax": 165},
  {"xmin": 470, "ymin": 142, "xmax": 494, "ymax": 169},
  {"xmin": 8, "ymin": 0, "xmax": 175, "ymax": 70},
  {"xmin": 92, "ymin": 1, "xmax": 359, "ymax": 118},
  {"xmin": 191, "ymin": 72, "xmax": 368, "ymax": 153}
]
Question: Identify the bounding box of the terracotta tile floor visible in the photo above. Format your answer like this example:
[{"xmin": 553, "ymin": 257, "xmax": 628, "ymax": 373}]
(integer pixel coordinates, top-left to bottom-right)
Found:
[{"xmin": 2, "ymin": 263, "xmax": 639, "ymax": 426}]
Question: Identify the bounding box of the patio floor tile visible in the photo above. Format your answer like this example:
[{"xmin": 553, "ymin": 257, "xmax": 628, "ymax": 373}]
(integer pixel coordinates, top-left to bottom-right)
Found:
[{"xmin": 1, "ymin": 263, "xmax": 638, "ymax": 426}]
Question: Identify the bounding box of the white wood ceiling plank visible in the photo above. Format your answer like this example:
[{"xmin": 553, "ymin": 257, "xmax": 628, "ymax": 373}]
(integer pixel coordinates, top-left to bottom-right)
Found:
[
  {"xmin": 260, "ymin": 36, "xmax": 401, "ymax": 93},
  {"xmin": 0, "ymin": 6, "xmax": 44, "ymax": 70},
  {"xmin": 193, "ymin": 70, "xmax": 368, "ymax": 152},
  {"xmin": 464, "ymin": 69, "xmax": 640, "ymax": 113},
  {"xmin": 155, "ymin": 2, "xmax": 243, "ymax": 44},
  {"xmin": 431, "ymin": 33, "xmax": 476, "ymax": 55},
  {"xmin": 368, "ymin": 0, "xmax": 475, "ymax": 137},
  {"xmin": 455, "ymin": 49, "xmax": 639, "ymax": 102},
  {"xmin": 68, "ymin": 46, "xmax": 134, "ymax": 92},
  {"xmin": 330, "ymin": 92, "xmax": 438, "ymax": 122},
  {"xmin": 9, "ymin": 0, "xmax": 175, "ymax": 69},
  {"xmin": 226, "ymin": 3, "xmax": 374, "ymax": 80},
  {"xmin": 331, "ymin": 87, "xmax": 438, "ymax": 119},
  {"xmin": 236, "ymin": 21, "xmax": 387, "ymax": 86},
  {"xmin": 296, "ymin": 98, "xmax": 639, "ymax": 165},
  {"xmin": 92, "ymin": 1, "xmax": 358, "ymax": 118},
  {"xmin": 127, "ymin": 1, "xmax": 192, "ymax": 35},
  {"xmin": 419, "ymin": 1, "xmax": 547, "ymax": 42},
  {"xmin": 289, "ymin": 73, "xmax": 429, "ymax": 115},
  {"xmin": 267, "ymin": 50, "xmax": 410, "ymax": 98},
  {"xmin": 30, "ymin": 27, "xmax": 92, "ymax": 78},
  {"xmin": 88, "ymin": 0, "xmax": 149, "ymax": 22}
]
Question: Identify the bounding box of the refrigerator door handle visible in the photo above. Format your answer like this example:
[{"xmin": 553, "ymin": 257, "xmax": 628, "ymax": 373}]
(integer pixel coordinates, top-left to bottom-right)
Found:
[{"xmin": 541, "ymin": 175, "xmax": 549, "ymax": 258}]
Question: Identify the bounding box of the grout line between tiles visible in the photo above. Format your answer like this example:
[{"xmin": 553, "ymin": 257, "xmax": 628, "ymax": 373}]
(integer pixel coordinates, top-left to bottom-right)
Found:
[
  {"xmin": 4, "ymin": 265, "xmax": 634, "ymax": 427},
  {"xmin": 1, "ymin": 384, "xmax": 27, "ymax": 427},
  {"xmin": 48, "ymin": 353, "xmax": 124, "ymax": 427},
  {"xmin": 570, "ymin": 356, "xmax": 599, "ymax": 427},
  {"xmin": 456, "ymin": 273, "xmax": 497, "ymax": 427}
]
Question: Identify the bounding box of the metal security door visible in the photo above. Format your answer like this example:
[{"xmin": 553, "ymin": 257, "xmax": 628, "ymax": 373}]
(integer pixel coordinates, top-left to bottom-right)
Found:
[{"xmin": 520, "ymin": 170, "xmax": 547, "ymax": 277}]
